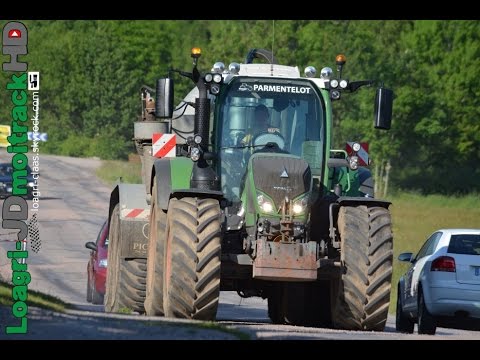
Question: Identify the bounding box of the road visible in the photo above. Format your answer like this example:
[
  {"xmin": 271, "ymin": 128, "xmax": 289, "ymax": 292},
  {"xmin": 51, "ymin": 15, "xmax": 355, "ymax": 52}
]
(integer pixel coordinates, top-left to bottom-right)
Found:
[{"xmin": 0, "ymin": 152, "xmax": 479, "ymax": 339}]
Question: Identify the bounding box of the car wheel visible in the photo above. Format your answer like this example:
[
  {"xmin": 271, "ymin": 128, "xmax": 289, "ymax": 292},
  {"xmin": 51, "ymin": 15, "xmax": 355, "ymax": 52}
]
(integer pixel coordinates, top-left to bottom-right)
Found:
[
  {"xmin": 395, "ymin": 288, "xmax": 414, "ymax": 333},
  {"xmin": 92, "ymin": 279, "xmax": 105, "ymax": 305},
  {"xmin": 86, "ymin": 274, "xmax": 93, "ymax": 303},
  {"xmin": 418, "ymin": 288, "xmax": 436, "ymax": 335}
]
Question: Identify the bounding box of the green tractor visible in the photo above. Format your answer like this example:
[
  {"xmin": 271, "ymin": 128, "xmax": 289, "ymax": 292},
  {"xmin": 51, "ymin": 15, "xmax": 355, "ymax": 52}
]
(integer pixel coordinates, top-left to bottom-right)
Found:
[{"xmin": 104, "ymin": 47, "xmax": 394, "ymax": 331}]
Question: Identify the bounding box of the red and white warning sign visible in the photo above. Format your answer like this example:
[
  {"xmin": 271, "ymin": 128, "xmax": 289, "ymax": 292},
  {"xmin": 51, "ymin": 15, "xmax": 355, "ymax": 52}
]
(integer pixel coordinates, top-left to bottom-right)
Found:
[
  {"xmin": 346, "ymin": 142, "xmax": 369, "ymax": 166},
  {"xmin": 121, "ymin": 208, "xmax": 150, "ymax": 219},
  {"xmin": 152, "ymin": 133, "xmax": 176, "ymax": 158}
]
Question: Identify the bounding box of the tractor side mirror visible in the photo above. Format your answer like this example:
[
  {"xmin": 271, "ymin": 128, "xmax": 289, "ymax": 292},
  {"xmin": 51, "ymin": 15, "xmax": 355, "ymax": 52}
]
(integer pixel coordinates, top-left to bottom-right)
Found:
[
  {"xmin": 155, "ymin": 78, "xmax": 174, "ymax": 119},
  {"xmin": 374, "ymin": 87, "xmax": 393, "ymax": 130}
]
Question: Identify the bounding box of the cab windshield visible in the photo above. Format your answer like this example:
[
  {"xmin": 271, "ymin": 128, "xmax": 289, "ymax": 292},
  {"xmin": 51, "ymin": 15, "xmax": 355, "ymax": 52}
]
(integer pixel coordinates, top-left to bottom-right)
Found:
[{"xmin": 216, "ymin": 77, "xmax": 325, "ymax": 201}]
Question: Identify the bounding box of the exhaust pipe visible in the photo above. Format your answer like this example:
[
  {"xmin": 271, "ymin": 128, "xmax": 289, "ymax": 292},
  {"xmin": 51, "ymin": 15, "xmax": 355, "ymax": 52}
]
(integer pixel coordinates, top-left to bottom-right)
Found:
[{"xmin": 190, "ymin": 53, "xmax": 220, "ymax": 191}]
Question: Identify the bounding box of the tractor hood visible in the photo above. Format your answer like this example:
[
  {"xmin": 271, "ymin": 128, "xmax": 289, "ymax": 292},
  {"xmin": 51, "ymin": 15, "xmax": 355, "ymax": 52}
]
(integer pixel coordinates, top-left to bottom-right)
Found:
[{"xmin": 244, "ymin": 152, "xmax": 312, "ymax": 219}]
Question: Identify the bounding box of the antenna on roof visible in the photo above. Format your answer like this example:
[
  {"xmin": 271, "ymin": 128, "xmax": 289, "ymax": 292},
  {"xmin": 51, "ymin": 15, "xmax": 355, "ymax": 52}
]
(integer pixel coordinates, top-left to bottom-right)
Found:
[{"xmin": 271, "ymin": 20, "xmax": 275, "ymax": 65}]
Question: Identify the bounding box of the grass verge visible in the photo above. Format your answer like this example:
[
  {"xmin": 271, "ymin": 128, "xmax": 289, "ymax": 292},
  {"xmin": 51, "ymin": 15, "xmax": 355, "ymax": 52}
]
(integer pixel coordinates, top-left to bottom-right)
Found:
[
  {"xmin": 96, "ymin": 159, "xmax": 142, "ymax": 186},
  {"xmin": 0, "ymin": 279, "xmax": 68, "ymax": 313}
]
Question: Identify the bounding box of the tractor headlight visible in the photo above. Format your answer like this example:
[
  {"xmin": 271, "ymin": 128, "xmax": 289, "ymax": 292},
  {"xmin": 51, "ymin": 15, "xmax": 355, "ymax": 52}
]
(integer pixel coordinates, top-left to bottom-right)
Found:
[
  {"xmin": 349, "ymin": 155, "xmax": 359, "ymax": 170},
  {"xmin": 204, "ymin": 73, "xmax": 213, "ymax": 82},
  {"xmin": 339, "ymin": 79, "xmax": 348, "ymax": 89},
  {"xmin": 213, "ymin": 73, "xmax": 223, "ymax": 84},
  {"xmin": 99, "ymin": 258, "xmax": 108, "ymax": 268},
  {"xmin": 257, "ymin": 194, "xmax": 274, "ymax": 213},
  {"xmin": 194, "ymin": 135, "xmax": 202, "ymax": 144},
  {"xmin": 190, "ymin": 147, "xmax": 201, "ymax": 162},
  {"xmin": 292, "ymin": 194, "xmax": 309, "ymax": 215},
  {"xmin": 330, "ymin": 79, "xmax": 339, "ymax": 88},
  {"xmin": 320, "ymin": 67, "xmax": 333, "ymax": 80}
]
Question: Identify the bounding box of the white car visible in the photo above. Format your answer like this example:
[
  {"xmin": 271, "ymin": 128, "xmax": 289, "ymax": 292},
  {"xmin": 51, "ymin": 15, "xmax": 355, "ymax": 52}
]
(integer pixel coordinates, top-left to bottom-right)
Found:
[{"xmin": 396, "ymin": 228, "xmax": 480, "ymax": 335}]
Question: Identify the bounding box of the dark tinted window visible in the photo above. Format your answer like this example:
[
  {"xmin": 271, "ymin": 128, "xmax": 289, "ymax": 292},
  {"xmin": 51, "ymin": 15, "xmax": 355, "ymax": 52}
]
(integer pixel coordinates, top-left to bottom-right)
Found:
[{"xmin": 448, "ymin": 234, "xmax": 480, "ymax": 255}]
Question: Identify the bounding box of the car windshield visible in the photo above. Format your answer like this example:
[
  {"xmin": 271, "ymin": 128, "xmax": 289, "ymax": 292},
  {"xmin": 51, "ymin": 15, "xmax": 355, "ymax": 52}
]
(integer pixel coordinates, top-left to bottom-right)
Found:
[
  {"xmin": 448, "ymin": 234, "xmax": 480, "ymax": 255},
  {"xmin": 216, "ymin": 77, "xmax": 325, "ymax": 201}
]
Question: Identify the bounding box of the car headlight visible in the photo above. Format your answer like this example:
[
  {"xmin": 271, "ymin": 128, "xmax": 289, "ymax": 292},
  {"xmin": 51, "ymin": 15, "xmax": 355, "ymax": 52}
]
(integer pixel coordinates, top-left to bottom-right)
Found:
[
  {"xmin": 99, "ymin": 259, "xmax": 107, "ymax": 268},
  {"xmin": 257, "ymin": 194, "xmax": 274, "ymax": 213},
  {"xmin": 292, "ymin": 194, "xmax": 310, "ymax": 215}
]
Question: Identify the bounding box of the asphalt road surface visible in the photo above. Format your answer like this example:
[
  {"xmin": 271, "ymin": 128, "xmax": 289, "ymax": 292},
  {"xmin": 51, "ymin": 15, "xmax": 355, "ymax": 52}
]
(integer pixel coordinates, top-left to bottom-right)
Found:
[{"xmin": 0, "ymin": 152, "xmax": 479, "ymax": 340}]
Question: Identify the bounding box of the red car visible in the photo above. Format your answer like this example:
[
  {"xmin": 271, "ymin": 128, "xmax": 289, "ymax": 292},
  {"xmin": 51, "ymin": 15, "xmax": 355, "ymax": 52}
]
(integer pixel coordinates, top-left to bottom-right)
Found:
[{"xmin": 85, "ymin": 220, "xmax": 108, "ymax": 304}]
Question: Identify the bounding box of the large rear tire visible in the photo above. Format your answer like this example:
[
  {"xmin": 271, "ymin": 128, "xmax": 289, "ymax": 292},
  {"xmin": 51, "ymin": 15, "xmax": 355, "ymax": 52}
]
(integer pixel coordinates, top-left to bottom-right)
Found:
[
  {"xmin": 331, "ymin": 205, "xmax": 393, "ymax": 331},
  {"xmin": 104, "ymin": 204, "xmax": 147, "ymax": 313},
  {"xmin": 163, "ymin": 197, "xmax": 221, "ymax": 321},
  {"xmin": 144, "ymin": 176, "xmax": 167, "ymax": 316}
]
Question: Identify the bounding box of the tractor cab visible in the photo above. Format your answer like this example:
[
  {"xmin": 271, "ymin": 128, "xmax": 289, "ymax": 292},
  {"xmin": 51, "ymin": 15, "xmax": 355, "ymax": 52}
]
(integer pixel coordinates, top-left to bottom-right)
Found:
[{"xmin": 216, "ymin": 76, "xmax": 326, "ymax": 203}]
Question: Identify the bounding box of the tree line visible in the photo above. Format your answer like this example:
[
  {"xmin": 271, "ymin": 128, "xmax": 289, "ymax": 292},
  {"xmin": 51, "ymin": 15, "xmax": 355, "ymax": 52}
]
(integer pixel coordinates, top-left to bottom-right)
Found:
[{"xmin": 0, "ymin": 20, "xmax": 478, "ymax": 195}]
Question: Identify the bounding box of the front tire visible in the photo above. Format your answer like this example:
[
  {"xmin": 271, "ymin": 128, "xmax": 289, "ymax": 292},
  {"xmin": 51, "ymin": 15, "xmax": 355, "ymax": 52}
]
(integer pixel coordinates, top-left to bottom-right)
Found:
[
  {"xmin": 144, "ymin": 176, "xmax": 167, "ymax": 316},
  {"xmin": 163, "ymin": 197, "xmax": 221, "ymax": 321},
  {"xmin": 331, "ymin": 205, "xmax": 393, "ymax": 331}
]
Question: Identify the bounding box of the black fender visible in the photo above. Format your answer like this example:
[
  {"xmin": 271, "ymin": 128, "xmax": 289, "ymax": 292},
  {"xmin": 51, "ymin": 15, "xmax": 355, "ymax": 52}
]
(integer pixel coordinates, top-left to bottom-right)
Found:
[
  {"xmin": 336, "ymin": 196, "xmax": 391, "ymax": 209},
  {"xmin": 151, "ymin": 158, "xmax": 173, "ymax": 211},
  {"xmin": 151, "ymin": 159, "xmax": 225, "ymax": 211}
]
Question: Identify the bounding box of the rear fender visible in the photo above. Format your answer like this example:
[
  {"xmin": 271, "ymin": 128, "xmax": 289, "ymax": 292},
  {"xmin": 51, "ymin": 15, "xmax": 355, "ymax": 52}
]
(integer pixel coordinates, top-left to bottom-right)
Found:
[{"xmin": 108, "ymin": 183, "xmax": 150, "ymax": 259}]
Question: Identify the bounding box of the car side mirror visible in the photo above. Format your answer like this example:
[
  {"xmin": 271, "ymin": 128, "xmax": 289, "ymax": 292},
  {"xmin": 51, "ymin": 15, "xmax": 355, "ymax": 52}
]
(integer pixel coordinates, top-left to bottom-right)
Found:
[
  {"xmin": 85, "ymin": 242, "xmax": 97, "ymax": 251},
  {"xmin": 398, "ymin": 252, "xmax": 413, "ymax": 262}
]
